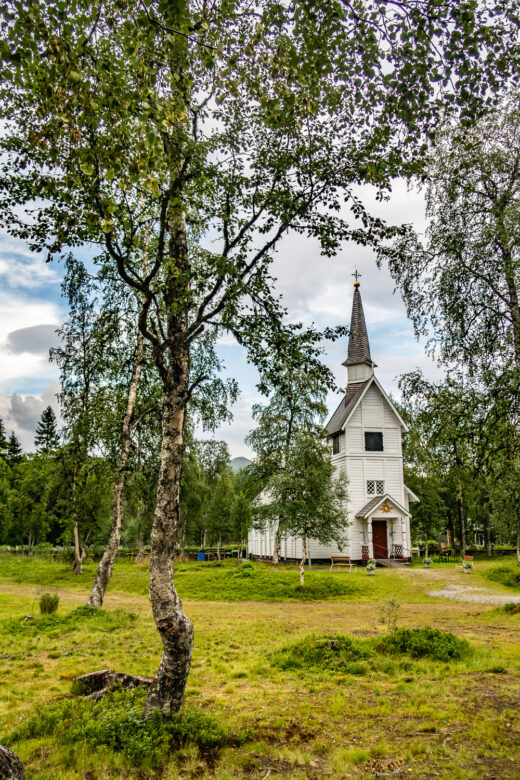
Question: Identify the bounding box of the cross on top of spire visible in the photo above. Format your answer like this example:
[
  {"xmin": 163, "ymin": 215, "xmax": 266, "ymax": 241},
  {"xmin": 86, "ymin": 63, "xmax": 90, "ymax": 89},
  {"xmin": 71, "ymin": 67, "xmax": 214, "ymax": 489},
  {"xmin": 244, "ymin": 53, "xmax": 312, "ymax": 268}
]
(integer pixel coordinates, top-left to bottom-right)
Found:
[{"xmin": 352, "ymin": 268, "xmax": 361, "ymax": 287}]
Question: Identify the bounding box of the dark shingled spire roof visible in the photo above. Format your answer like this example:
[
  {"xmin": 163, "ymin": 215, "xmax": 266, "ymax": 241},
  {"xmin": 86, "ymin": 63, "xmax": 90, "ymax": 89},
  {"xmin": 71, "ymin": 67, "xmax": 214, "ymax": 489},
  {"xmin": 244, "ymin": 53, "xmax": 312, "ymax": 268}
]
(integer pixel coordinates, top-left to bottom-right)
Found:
[{"xmin": 344, "ymin": 285, "xmax": 372, "ymax": 366}]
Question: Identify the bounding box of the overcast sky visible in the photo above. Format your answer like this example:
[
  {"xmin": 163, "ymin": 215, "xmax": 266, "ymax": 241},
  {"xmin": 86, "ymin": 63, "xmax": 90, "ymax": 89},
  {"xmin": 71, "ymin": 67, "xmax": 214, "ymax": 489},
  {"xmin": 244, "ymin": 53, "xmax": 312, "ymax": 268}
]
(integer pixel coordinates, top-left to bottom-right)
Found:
[{"xmin": 0, "ymin": 180, "xmax": 443, "ymax": 455}]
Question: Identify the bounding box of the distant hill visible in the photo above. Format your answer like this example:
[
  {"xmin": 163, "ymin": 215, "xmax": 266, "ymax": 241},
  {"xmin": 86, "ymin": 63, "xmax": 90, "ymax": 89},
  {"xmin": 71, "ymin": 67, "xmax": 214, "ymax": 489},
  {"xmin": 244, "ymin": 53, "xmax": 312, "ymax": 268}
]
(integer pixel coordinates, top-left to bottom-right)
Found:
[{"xmin": 230, "ymin": 456, "xmax": 251, "ymax": 473}]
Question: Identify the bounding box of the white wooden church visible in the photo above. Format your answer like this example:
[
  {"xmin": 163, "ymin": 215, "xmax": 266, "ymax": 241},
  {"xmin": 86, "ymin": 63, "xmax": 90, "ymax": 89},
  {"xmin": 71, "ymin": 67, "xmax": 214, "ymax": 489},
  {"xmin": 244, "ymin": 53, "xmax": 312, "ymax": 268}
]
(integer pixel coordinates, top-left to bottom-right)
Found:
[{"xmin": 248, "ymin": 279, "xmax": 418, "ymax": 563}]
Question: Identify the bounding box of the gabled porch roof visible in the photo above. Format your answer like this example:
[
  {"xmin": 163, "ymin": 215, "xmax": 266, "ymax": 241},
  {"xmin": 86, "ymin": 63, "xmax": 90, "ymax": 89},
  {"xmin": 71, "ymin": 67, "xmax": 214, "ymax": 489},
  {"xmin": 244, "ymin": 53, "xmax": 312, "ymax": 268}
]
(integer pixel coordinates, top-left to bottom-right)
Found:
[{"xmin": 355, "ymin": 493, "xmax": 411, "ymax": 519}]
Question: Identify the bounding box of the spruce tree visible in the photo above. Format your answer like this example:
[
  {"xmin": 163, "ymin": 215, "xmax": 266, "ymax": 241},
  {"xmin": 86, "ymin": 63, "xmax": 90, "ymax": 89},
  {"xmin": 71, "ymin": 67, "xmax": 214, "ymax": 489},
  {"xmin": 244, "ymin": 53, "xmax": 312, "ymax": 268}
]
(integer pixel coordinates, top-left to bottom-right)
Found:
[
  {"xmin": 34, "ymin": 406, "xmax": 60, "ymax": 453},
  {"xmin": 6, "ymin": 432, "xmax": 23, "ymax": 464},
  {"xmin": 0, "ymin": 418, "xmax": 7, "ymax": 458}
]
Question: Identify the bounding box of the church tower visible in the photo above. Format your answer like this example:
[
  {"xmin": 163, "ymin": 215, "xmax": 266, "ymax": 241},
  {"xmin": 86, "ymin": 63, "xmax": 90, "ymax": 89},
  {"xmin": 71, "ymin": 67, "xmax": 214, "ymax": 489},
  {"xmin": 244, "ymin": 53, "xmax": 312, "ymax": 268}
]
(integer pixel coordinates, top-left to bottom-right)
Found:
[
  {"xmin": 324, "ymin": 278, "xmax": 417, "ymax": 561},
  {"xmin": 343, "ymin": 279, "xmax": 376, "ymax": 385}
]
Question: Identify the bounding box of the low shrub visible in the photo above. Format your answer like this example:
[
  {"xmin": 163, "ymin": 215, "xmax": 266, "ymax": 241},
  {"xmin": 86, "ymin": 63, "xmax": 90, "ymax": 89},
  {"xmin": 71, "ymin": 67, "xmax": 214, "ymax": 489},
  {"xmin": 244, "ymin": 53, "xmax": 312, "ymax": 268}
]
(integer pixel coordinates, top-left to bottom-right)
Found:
[
  {"xmin": 270, "ymin": 634, "xmax": 373, "ymax": 672},
  {"xmin": 503, "ymin": 602, "xmax": 520, "ymax": 614},
  {"xmin": 39, "ymin": 593, "xmax": 59, "ymax": 615},
  {"xmin": 485, "ymin": 564, "xmax": 520, "ymax": 590},
  {"xmin": 7, "ymin": 686, "xmax": 228, "ymax": 765},
  {"xmin": 377, "ymin": 628, "xmax": 471, "ymax": 662}
]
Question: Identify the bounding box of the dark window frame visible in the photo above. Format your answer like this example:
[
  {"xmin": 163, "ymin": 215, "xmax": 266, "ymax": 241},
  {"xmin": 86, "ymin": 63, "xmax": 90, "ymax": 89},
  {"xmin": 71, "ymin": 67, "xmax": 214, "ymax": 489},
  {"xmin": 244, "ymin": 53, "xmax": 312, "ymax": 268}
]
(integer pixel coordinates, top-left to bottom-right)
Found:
[
  {"xmin": 365, "ymin": 431, "xmax": 383, "ymax": 451},
  {"xmin": 332, "ymin": 433, "xmax": 341, "ymax": 454}
]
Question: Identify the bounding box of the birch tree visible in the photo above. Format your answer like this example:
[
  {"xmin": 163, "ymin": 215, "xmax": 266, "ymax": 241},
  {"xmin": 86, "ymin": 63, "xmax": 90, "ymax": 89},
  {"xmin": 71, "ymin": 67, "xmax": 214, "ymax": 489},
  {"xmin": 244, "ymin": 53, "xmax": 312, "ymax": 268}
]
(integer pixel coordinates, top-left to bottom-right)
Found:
[
  {"xmin": 2, "ymin": 0, "xmax": 519, "ymax": 714},
  {"xmin": 268, "ymin": 430, "xmax": 348, "ymax": 585}
]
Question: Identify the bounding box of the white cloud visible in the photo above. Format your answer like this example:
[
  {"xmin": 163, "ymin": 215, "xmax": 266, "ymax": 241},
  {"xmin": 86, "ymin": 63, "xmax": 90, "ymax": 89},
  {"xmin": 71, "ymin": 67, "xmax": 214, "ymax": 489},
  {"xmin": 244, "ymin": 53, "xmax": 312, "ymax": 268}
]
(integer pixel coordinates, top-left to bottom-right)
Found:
[
  {"xmin": 0, "ymin": 291, "xmax": 62, "ymax": 391},
  {"xmin": 0, "ymin": 233, "xmax": 60, "ymax": 289},
  {"xmin": 0, "ymin": 382, "xmax": 61, "ymax": 451}
]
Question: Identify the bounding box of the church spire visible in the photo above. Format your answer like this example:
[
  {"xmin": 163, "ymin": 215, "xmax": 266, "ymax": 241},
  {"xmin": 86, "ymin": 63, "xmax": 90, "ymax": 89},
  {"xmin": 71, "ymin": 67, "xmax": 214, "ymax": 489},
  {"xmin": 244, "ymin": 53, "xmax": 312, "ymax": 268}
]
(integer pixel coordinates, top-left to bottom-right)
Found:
[{"xmin": 342, "ymin": 275, "xmax": 376, "ymax": 383}]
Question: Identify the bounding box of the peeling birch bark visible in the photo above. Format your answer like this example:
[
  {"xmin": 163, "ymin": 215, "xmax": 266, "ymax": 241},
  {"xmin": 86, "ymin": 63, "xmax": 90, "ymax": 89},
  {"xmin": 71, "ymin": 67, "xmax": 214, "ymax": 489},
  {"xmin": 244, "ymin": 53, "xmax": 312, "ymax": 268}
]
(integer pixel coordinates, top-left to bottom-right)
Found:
[
  {"xmin": 299, "ymin": 534, "xmax": 307, "ymax": 586},
  {"xmin": 88, "ymin": 329, "xmax": 145, "ymax": 608},
  {"xmin": 0, "ymin": 745, "xmax": 25, "ymax": 780},
  {"xmin": 145, "ymin": 392, "xmax": 193, "ymax": 714},
  {"xmin": 273, "ymin": 522, "xmax": 281, "ymax": 564}
]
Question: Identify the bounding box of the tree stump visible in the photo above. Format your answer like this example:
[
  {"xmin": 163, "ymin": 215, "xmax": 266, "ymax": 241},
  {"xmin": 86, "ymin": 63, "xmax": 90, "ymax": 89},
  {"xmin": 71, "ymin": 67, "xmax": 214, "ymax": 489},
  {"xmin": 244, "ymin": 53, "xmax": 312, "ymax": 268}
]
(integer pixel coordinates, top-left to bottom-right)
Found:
[
  {"xmin": 74, "ymin": 669, "xmax": 153, "ymax": 701},
  {"xmin": 0, "ymin": 745, "xmax": 25, "ymax": 780}
]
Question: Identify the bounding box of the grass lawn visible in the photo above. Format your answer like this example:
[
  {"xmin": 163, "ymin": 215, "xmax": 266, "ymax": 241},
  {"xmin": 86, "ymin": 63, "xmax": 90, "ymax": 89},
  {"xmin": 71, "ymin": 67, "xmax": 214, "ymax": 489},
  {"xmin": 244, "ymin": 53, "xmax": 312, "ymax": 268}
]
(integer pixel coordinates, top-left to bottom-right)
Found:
[{"xmin": 0, "ymin": 555, "xmax": 519, "ymax": 778}]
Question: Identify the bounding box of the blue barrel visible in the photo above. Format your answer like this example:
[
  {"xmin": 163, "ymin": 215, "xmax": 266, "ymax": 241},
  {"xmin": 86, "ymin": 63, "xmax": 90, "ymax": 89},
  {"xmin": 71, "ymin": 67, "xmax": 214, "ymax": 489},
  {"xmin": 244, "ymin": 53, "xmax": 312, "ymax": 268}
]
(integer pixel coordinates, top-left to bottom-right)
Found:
[{"xmin": 197, "ymin": 551, "xmax": 205, "ymax": 561}]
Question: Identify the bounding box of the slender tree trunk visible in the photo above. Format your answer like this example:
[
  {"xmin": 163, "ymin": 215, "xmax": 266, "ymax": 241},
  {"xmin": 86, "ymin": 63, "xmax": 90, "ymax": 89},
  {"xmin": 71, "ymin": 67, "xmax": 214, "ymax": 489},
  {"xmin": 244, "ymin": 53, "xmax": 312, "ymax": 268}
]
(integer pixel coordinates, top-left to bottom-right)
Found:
[
  {"xmin": 217, "ymin": 536, "xmax": 221, "ymax": 561},
  {"xmin": 88, "ymin": 330, "xmax": 145, "ymax": 608},
  {"xmin": 482, "ymin": 507, "xmax": 492, "ymax": 557},
  {"xmin": 517, "ymin": 522, "xmax": 520, "ymax": 564},
  {"xmin": 72, "ymin": 466, "xmax": 83, "ymax": 575},
  {"xmin": 202, "ymin": 528, "xmax": 207, "ymax": 548},
  {"xmin": 236, "ymin": 540, "xmax": 243, "ymax": 564},
  {"xmin": 425, "ymin": 539, "xmax": 429, "ymax": 557},
  {"xmin": 299, "ymin": 534, "xmax": 307, "ymax": 586},
  {"xmin": 136, "ymin": 530, "xmax": 145, "ymax": 562},
  {"xmin": 178, "ymin": 524, "xmax": 186, "ymax": 563},
  {"xmin": 457, "ymin": 487, "xmax": 467, "ymax": 556},
  {"xmin": 273, "ymin": 520, "xmax": 281, "ymax": 564},
  {"xmin": 145, "ymin": 387, "xmax": 193, "ymax": 714}
]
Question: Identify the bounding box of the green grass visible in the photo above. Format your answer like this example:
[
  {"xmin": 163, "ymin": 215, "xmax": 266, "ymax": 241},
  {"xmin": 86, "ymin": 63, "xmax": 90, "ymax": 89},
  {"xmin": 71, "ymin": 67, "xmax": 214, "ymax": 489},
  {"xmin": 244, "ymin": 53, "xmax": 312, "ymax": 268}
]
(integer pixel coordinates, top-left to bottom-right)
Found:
[
  {"xmin": 0, "ymin": 556, "xmax": 361, "ymax": 602},
  {"xmin": 1, "ymin": 554, "xmax": 520, "ymax": 778},
  {"xmin": 3, "ymin": 605, "xmax": 137, "ymax": 637},
  {"xmin": 484, "ymin": 561, "xmax": 520, "ymax": 590}
]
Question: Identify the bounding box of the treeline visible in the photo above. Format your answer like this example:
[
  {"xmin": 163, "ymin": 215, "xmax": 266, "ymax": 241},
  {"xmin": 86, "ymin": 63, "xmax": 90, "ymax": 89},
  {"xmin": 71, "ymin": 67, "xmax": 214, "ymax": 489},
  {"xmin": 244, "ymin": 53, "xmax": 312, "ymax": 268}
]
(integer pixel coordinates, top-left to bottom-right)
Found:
[{"xmin": 0, "ymin": 410, "xmax": 256, "ymax": 556}]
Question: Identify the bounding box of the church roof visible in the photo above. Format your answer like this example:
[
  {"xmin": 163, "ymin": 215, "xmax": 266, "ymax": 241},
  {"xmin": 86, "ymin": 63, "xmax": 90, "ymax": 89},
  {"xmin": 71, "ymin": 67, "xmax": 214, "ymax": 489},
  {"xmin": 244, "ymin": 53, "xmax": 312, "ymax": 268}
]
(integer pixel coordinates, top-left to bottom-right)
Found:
[
  {"xmin": 324, "ymin": 380, "xmax": 369, "ymax": 435},
  {"xmin": 356, "ymin": 493, "xmax": 410, "ymax": 519},
  {"xmin": 344, "ymin": 285, "xmax": 373, "ymax": 366}
]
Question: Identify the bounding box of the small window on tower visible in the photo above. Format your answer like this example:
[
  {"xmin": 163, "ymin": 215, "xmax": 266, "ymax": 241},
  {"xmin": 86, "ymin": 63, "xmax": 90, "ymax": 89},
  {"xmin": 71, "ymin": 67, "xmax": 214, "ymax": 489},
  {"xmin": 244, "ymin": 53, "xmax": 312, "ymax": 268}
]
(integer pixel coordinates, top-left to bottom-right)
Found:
[
  {"xmin": 367, "ymin": 480, "xmax": 385, "ymax": 496},
  {"xmin": 332, "ymin": 433, "xmax": 340, "ymax": 454},
  {"xmin": 365, "ymin": 432, "xmax": 383, "ymax": 451}
]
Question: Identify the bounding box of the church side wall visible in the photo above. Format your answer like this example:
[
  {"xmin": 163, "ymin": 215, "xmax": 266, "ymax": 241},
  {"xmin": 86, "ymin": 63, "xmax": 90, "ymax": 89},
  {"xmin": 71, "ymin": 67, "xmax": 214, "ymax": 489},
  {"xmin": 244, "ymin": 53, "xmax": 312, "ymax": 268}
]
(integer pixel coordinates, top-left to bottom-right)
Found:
[{"xmin": 248, "ymin": 379, "xmax": 410, "ymax": 561}]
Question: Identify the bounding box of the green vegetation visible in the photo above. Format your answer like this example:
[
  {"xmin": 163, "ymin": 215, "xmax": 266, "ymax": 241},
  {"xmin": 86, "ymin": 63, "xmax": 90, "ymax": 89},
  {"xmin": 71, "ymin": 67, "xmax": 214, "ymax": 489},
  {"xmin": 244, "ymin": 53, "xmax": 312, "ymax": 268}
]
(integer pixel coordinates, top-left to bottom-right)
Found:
[
  {"xmin": 0, "ymin": 556, "xmax": 520, "ymax": 778},
  {"xmin": 377, "ymin": 627, "xmax": 471, "ymax": 662},
  {"xmin": 3, "ymin": 606, "xmax": 137, "ymax": 637},
  {"xmin": 8, "ymin": 686, "xmax": 228, "ymax": 766},
  {"xmin": 39, "ymin": 593, "xmax": 59, "ymax": 615},
  {"xmin": 0, "ymin": 556, "xmax": 361, "ymax": 602},
  {"xmin": 270, "ymin": 634, "xmax": 372, "ymax": 672},
  {"xmin": 485, "ymin": 562, "xmax": 520, "ymax": 590},
  {"xmin": 270, "ymin": 628, "xmax": 471, "ymax": 674}
]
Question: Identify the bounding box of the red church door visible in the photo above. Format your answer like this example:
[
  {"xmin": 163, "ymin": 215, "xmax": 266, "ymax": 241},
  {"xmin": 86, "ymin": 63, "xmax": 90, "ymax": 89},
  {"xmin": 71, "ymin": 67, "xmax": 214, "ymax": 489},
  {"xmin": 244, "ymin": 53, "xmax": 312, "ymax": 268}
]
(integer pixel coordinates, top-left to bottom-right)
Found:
[{"xmin": 372, "ymin": 520, "xmax": 388, "ymax": 559}]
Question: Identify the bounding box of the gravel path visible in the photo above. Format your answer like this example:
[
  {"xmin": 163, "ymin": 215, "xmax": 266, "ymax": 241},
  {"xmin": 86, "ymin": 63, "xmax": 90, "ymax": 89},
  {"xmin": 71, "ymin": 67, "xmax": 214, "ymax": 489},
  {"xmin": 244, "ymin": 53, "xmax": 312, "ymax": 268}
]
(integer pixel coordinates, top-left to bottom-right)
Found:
[{"xmin": 428, "ymin": 584, "xmax": 520, "ymax": 605}]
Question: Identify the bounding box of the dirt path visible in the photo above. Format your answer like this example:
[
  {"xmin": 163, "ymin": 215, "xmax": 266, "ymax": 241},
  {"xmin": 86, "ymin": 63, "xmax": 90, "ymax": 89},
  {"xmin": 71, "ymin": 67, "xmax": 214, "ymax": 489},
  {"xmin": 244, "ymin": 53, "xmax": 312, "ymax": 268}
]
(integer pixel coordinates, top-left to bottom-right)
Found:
[{"xmin": 428, "ymin": 583, "xmax": 520, "ymax": 604}]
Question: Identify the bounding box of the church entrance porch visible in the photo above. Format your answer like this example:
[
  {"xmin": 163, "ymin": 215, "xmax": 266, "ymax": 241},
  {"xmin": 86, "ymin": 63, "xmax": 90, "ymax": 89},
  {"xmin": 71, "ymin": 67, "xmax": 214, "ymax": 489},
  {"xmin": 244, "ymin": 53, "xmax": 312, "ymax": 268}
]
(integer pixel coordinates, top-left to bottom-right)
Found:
[{"xmin": 372, "ymin": 520, "xmax": 388, "ymax": 559}]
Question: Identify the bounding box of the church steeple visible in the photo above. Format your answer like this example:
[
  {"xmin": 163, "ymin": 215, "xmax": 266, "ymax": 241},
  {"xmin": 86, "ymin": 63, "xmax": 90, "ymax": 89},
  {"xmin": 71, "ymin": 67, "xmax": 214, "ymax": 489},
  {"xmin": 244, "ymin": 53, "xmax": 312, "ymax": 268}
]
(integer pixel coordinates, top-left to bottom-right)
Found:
[{"xmin": 342, "ymin": 277, "xmax": 376, "ymax": 384}]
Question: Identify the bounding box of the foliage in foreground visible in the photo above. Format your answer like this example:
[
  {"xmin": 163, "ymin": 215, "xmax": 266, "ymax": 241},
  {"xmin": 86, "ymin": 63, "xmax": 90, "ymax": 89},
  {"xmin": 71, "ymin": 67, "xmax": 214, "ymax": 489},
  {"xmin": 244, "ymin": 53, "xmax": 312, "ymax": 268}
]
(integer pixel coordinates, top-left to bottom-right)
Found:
[
  {"xmin": 271, "ymin": 628, "xmax": 472, "ymax": 673},
  {"xmin": 8, "ymin": 686, "xmax": 228, "ymax": 766},
  {"xmin": 484, "ymin": 563, "xmax": 520, "ymax": 590}
]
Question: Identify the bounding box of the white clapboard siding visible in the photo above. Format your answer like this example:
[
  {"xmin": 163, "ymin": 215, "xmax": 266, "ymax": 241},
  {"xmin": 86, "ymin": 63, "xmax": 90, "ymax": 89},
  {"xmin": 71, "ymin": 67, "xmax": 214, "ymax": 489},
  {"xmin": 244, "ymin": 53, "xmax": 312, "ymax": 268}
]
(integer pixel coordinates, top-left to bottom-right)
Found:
[{"xmin": 248, "ymin": 374, "xmax": 412, "ymax": 560}]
